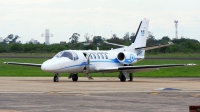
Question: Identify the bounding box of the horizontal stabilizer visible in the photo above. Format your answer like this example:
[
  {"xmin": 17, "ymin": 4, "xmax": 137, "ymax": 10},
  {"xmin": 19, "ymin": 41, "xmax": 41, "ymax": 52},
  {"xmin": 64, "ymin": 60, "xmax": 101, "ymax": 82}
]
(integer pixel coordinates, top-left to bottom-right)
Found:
[
  {"xmin": 4, "ymin": 62, "xmax": 42, "ymax": 67},
  {"xmin": 135, "ymin": 42, "xmax": 174, "ymax": 51},
  {"xmin": 103, "ymin": 41, "xmax": 126, "ymax": 47}
]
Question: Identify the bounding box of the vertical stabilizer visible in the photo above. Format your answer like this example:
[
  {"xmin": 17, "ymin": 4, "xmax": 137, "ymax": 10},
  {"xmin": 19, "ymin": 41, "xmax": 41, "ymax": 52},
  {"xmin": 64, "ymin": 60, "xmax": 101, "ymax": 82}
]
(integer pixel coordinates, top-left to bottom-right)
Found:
[
  {"xmin": 133, "ymin": 19, "xmax": 149, "ymax": 48},
  {"xmin": 126, "ymin": 19, "xmax": 149, "ymax": 57}
]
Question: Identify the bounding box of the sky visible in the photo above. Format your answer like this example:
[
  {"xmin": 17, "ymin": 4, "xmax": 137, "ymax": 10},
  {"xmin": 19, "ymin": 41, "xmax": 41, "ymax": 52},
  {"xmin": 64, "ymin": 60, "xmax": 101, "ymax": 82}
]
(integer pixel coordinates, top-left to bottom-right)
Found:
[{"xmin": 0, "ymin": 0, "xmax": 200, "ymax": 44}]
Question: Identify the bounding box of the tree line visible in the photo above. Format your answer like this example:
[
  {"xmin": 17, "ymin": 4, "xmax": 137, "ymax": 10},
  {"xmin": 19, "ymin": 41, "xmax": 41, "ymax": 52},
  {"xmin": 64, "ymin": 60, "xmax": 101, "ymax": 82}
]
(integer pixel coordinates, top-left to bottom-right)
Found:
[
  {"xmin": 0, "ymin": 32, "xmax": 199, "ymax": 54},
  {"xmin": 0, "ymin": 37, "xmax": 199, "ymax": 54}
]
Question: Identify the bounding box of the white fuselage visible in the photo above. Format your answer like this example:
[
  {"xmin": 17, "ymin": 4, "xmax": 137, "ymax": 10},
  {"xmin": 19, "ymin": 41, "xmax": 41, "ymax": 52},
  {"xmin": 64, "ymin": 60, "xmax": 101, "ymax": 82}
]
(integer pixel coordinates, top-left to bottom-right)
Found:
[{"xmin": 41, "ymin": 50, "xmax": 140, "ymax": 74}]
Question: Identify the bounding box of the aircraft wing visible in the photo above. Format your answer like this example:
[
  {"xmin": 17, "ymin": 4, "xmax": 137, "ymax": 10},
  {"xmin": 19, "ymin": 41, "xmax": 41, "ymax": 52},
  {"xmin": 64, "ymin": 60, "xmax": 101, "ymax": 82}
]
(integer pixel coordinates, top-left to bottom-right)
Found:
[
  {"xmin": 97, "ymin": 64, "xmax": 196, "ymax": 73},
  {"xmin": 4, "ymin": 62, "xmax": 42, "ymax": 67}
]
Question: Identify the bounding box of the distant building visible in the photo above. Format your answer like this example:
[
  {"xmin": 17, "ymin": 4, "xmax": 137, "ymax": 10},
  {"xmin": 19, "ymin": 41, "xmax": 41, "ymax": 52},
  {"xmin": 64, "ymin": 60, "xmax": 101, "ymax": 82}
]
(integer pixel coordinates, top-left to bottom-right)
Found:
[
  {"xmin": 60, "ymin": 41, "xmax": 66, "ymax": 45},
  {"xmin": 0, "ymin": 37, "xmax": 3, "ymax": 42},
  {"xmin": 27, "ymin": 39, "xmax": 39, "ymax": 44},
  {"xmin": 41, "ymin": 29, "xmax": 53, "ymax": 45},
  {"xmin": 82, "ymin": 42, "xmax": 90, "ymax": 45},
  {"xmin": 30, "ymin": 39, "xmax": 34, "ymax": 43},
  {"xmin": 34, "ymin": 40, "xmax": 38, "ymax": 44},
  {"xmin": 82, "ymin": 40, "xmax": 93, "ymax": 45}
]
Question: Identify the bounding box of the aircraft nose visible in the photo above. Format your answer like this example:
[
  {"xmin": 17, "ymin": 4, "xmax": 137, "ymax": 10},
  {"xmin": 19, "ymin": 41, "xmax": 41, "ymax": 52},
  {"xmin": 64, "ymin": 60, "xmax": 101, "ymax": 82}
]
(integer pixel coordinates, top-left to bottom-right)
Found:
[{"xmin": 41, "ymin": 60, "xmax": 54, "ymax": 72}]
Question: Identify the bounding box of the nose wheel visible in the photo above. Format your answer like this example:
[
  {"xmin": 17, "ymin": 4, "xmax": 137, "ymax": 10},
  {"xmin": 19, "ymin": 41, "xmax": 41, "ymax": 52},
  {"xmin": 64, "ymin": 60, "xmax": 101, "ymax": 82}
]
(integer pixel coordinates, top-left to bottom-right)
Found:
[{"xmin": 54, "ymin": 73, "xmax": 59, "ymax": 82}]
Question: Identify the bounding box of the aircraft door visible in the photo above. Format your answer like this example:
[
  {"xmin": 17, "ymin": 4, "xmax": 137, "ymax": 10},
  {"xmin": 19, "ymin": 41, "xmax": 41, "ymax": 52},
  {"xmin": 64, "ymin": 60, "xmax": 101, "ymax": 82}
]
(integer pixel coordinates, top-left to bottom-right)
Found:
[{"xmin": 83, "ymin": 53, "xmax": 95, "ymax": 72}]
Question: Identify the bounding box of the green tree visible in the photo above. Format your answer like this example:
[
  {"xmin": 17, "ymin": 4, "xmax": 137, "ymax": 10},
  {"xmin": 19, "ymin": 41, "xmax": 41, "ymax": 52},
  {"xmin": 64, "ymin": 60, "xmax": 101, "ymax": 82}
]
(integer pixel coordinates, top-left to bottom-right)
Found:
[
  {"xmin": 93, "ymin": 36, "xmax": 102, "ymax": 44},
  {"xmin": 123, "ymin": 32, "xmax": 129, "ymax": 41},
  {"xmin": 69, "ymin": 33, "xmax": 80, "ymax": 44},
  {"xmin": 9, "ymin": 43, "xmax": 23, "ymax": 52},
  {"xmin": 146, "ymin": 31, "xmax": 157, "ymax": 46}
]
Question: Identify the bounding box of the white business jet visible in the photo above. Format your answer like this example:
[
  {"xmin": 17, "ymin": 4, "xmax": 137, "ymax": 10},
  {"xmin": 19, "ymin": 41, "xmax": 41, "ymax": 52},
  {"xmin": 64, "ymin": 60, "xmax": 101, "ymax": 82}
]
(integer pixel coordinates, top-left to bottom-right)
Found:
[{"xmin": 4, "ymin": 19, "xmax": 195, "ymax": 82}]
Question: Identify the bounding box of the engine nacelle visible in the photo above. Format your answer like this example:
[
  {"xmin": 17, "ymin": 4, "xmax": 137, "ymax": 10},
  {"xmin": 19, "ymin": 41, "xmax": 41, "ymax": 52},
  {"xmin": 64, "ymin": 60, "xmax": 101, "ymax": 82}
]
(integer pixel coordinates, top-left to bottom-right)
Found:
[{"xmin": 117, "ymin": 52, "xmax": 135, "ymax": 64}]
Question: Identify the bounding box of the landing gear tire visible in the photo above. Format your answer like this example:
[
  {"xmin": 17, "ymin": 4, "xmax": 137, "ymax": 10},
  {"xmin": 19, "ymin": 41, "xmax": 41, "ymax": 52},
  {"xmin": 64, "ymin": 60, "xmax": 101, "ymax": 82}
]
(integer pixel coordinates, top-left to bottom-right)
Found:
[
  {"xmin": 72, "ymin": 74, "xmax": 78, "ymax": 81},
  {"xmin": 54, "ymin": 74, "xmax": 59, "ymax": 82},
  {"xmin": 120, "ymin": 75, "xmax": 126, "ymax": 82}
]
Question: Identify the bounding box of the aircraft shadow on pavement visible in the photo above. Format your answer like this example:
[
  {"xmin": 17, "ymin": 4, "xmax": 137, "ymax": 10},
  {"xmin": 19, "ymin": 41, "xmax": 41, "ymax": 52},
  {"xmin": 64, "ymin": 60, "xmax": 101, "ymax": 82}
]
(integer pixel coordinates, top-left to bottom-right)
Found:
[{"xmin": 18, "ymin": 79, "xmax": 177, "ymax": 83}]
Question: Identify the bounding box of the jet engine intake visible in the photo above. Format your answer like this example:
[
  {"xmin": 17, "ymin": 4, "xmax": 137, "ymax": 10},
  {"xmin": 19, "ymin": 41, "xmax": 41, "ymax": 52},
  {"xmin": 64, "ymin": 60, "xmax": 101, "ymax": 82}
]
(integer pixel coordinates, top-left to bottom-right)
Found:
[
  {"xmin": 117, "ymin": 52, "xmax": 125, "ymax": 63},
  {"xmin": 117, "ymin": 52, "xmax": 135, "ymax": 64}
]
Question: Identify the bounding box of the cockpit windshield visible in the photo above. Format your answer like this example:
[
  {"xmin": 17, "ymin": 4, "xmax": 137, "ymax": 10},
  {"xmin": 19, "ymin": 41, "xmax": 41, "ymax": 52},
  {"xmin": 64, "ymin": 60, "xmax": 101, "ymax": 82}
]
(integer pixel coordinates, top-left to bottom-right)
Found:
[
  {"xmin": 60, "ymin": 52, "xmax": 73, "ymax": 60},
  {"xmin": 53, "ymin": 51, "xmax": 78, "ymax": 60},
  {"xmin": 54, "ymin": 51, "xmax": 63, "ymax": 58}
]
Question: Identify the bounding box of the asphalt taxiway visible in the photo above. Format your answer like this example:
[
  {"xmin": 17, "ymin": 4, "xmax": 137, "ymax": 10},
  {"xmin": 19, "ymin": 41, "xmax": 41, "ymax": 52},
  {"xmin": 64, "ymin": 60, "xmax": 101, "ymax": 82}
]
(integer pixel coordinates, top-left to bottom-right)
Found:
[{"xmin": 0, "ymin": 77, "xmax": 200, "ymax": 112}]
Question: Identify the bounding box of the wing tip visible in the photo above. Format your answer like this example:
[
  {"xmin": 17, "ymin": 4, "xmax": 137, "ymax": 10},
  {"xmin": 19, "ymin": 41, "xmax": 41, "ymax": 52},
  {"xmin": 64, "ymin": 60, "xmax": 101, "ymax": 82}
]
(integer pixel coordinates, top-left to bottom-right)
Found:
[
  {"xmin": 186, "ymin": 63, "xmax": 196, "ymax": 66},
  {"xmin": 168, "ymin": 42, "xmax": 174, "ymax": 45}
]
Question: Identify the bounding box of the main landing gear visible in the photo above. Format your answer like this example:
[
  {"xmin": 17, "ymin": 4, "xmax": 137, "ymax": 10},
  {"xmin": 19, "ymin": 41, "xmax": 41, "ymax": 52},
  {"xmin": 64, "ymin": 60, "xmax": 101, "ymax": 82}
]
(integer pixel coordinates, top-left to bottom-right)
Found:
[
  {"xmin": 54, "ymin": 73, "xmax": 59, "ymax": 82},
  {"xmin": 53, "ymin": 73, "xmax": 78, "ymax": 82},
  {"xmin": 129, "ymin": 73, "xmax": 133, "ymax": 81},
  {"xmin": 68, "ymin": 73, "xmax": 78, "ymax": 81},
  {"xmin": 120, "ymin": 74, "xmax": 126, "ymax": 82},
  {"xmin": 119, "ymin": 72, "xmax": 133, "ymax": 82}
]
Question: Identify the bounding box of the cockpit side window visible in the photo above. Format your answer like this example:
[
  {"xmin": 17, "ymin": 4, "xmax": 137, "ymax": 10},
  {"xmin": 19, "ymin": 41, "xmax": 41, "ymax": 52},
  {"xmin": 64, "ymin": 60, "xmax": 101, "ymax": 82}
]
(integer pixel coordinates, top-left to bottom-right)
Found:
[
  {"xmin": 60, "ymin": 52, "xmax": 73, "ymax": 60},
  {"xmin": 72, "ymin": 51, "xmax": 79, "ymax": 60}
]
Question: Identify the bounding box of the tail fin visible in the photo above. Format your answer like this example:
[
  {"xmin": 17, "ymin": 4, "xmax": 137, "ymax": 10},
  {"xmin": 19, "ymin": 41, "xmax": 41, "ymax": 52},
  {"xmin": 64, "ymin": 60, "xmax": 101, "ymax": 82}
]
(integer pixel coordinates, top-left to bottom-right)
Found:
[
  {"xmin": 126, "ymin": 19, "xmax": 149, "ymax": 53},
  {"xmin": 133, "ymin": 19, "xmax": 149, "ymax": 48}
]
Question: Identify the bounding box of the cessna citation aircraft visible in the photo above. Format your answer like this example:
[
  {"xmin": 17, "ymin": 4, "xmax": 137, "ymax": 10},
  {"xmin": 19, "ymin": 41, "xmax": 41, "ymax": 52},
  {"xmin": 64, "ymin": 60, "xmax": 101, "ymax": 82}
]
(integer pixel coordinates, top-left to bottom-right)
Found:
[{"xmin": 4, "ymin": 19, "xmax": 196, "ymax": 82}]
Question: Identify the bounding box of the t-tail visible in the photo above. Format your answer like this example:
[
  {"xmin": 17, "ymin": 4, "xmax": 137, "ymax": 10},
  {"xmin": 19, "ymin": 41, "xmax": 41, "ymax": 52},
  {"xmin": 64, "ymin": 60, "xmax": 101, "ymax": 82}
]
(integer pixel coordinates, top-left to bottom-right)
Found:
[{"xmin": 126, "ymin": 18, "xmax": 149, "ymax": 58}]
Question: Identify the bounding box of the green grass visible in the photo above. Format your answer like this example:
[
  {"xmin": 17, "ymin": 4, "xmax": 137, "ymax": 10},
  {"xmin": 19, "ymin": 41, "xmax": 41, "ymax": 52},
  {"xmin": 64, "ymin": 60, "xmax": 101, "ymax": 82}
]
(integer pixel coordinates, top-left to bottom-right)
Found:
[
  {"xmin": 0, "ymin": 58, "xmax": 52, "ymax": 76},
  {"xmin": 146, "ymin": 53, "xmax": 200, "ymax": 58},
  {"xmin": 0, "ymin": 58, "xmax": 199, "ymax": 77},
  {"xmin": 133, "ymin": 59, "xmax": 200, "ymax": 77}
]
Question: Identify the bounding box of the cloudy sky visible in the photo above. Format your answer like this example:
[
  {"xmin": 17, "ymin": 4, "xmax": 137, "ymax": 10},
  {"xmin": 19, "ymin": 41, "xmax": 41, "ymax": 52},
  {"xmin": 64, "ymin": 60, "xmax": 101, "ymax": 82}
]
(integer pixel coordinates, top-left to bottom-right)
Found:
[{"xmin": 0, "ymin": 0, "xmax": 199, "ymax": 43}]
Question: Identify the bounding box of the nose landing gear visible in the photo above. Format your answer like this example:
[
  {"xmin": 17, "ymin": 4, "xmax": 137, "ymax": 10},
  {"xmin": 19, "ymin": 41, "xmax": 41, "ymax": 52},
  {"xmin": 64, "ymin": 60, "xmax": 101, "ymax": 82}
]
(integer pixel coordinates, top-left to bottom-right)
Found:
[{"xmin": 54, "ymin": 73, "xmax": 59, "ymax": 82}]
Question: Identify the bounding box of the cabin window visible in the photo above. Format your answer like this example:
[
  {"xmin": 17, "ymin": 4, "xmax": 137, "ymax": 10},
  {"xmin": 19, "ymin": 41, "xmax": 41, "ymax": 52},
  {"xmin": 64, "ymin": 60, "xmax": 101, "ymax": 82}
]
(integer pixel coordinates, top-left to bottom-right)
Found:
[
  {"xmin": 97, "ymin": 54, "xmax": 100, "ymax": 59},
  {"xmin": 100, "ymin": 54, "xmax": 104, "ymax": 59},
  {"xmin": 92, "ymin": 54, "xmax": 96, "ymax": 59},
  {"xmin": 104, "ymin": 54, "xmax": 108, "ymax": 59},
  {"xmin": 90, "ymin": 55, "xmax": 93, "ymax": 59}
]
